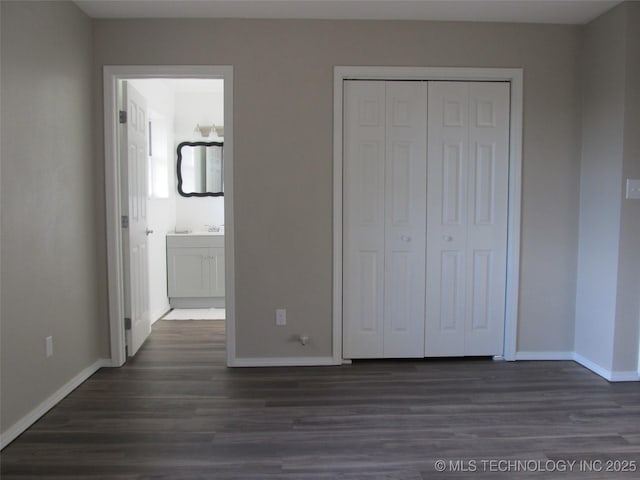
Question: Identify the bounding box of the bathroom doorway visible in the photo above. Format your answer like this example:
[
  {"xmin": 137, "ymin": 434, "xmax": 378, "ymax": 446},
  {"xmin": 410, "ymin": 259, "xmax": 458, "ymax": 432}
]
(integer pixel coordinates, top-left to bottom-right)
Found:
[
  {"xmin": 128, "ymin": 78, "xmax": 226, "ymax": 325},
  {"xmin": 103, "ymin": 66, "xmax": 236, "ymax": 368}
]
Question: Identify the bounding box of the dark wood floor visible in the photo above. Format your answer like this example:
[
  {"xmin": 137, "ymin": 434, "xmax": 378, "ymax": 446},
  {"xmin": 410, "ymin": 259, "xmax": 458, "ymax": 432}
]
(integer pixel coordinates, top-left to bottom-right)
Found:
[{"xmin": 2, "ymin": 320, "xmax": 639, "ymax": 479}]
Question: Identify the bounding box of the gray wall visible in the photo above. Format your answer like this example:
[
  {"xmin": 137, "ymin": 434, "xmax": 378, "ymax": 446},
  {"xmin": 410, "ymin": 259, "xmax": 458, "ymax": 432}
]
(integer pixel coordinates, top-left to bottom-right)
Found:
[
  {"xmin": 575, "ymin": 1, "xmax": 640, "ymax": 374},
  {"xmin": 613, "ymin": 2, "xmax": 640, "ymax": 372},
  {"xmin": 575, "ymin": 3, "xmax": 626, "ymax": 370},
  {"xmin": 0, "ymin": 1, "xmax": 102, "ymax": 432},
  {"xmin": 92, "ymin": 19, "xmax": 582, "ymax": 357}
]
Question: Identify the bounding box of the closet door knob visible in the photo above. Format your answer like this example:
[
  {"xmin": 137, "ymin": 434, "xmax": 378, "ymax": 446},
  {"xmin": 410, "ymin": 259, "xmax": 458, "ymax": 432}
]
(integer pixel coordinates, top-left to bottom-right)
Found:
[
  {"xmin": 146, "ymin": 229, "xmax": 154, "ymax": 236},
  {"xmin": 400, "ymin": 235, "xmax": 411, "ymax": 242},
  {"xmin": 443, "ymin": 235, "xmax": 453, "ymax": 242}
]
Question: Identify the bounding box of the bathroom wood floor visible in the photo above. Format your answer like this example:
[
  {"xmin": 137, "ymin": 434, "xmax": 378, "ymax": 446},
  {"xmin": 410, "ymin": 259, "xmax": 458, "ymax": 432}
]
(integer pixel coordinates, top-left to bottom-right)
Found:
[{"xmin": 2, "ymin": 320, "xmax": 639, "ymax": 479}]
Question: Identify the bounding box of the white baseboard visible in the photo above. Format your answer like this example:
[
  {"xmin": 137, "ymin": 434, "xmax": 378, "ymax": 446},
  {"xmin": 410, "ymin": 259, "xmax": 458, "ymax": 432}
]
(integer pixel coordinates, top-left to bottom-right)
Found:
[
  {"xmin": 607, "ymin": 370, "xmax": 640, "ymax": 382},
  {"xmin": 515, "ymin": 351, "xmax": 574, "ymax": 361},
  {"xmin": 573, "ymin": 353, "xmax": 640, "ymax": 382},
  {"xmin": 232, "ymin": 353, "xmax": 638, "ymax": 379},
  {"xmin": 0, "ymin": 358, "xmax": 110, "ymax": 450},
  {"xmin": 515, "ymin": 351, "xmax": 639, "ymax": 382},
  {"xmin": 230, "ymin": 356, "xmax": 339, "ymax": 367}
]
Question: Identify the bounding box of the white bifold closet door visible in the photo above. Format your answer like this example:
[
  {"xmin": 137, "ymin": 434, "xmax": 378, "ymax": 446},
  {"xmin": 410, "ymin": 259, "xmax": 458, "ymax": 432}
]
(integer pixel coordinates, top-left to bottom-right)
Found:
[
  {"xmin": 343, "ymin": 80, "xmax": 427, "ymax": 358},
  {"xmin": 425, "ymin": 81, "xmax": 510, "ymax": 357}
]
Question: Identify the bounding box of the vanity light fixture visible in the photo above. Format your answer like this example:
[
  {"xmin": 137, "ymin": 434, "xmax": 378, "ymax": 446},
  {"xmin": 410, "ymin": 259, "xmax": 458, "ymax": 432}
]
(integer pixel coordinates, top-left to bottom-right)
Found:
[
  {"xmin": 194, "ymin": 124, "xmax": 224, "ymax": 138},
  {"xmin": 195, "ymin": 124, "xmax": 214, "ymax": 137}
]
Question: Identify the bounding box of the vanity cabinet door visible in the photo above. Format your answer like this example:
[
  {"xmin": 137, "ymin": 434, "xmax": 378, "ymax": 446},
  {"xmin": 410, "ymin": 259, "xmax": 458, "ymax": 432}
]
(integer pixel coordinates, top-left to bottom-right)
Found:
[
  {"xmin": 167, "ymin": 247, "xmax": 212, "ymax": 297},
  {"xmin": 209, "ymin": 247, "xmax": 225, "ymax": 297}
]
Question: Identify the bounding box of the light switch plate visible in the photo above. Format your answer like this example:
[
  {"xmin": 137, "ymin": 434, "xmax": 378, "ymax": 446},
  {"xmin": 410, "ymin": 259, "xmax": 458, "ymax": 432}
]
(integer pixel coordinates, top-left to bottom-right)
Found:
[{"xmin": 626, "ymin": 179, "xmax": 640, "ymax": 200}]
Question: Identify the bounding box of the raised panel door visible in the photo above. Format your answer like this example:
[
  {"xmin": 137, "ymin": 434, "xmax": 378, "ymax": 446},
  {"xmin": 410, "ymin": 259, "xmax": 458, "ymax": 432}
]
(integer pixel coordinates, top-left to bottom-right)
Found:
[
  {"xmin": 383, "ymin": 82, "xmax": 426, "ymax": 357},
  {"xmin": 426, "ymin": 82, "xmax": 469, "ymax": 356},
  {"xmin": 465, "ymin": 82, "xmax": 509, "ymax": 355},
  {"xmin": 122, "ymin": 82, "xmax": 151, "ymax": 357},
  {"xmin": 343, "ymin": 81, "xmax": 386, "ymax": 358},
  {"xmin": 425, "ymin": 81, "xmax": 509, "ymax": 357}
]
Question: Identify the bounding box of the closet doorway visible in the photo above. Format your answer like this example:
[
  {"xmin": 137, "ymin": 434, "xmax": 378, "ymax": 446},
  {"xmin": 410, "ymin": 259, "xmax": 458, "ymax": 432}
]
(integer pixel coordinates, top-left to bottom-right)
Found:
[{"xmin": 332, "ymin": 67, "xmax": 523, "ymax": 363}]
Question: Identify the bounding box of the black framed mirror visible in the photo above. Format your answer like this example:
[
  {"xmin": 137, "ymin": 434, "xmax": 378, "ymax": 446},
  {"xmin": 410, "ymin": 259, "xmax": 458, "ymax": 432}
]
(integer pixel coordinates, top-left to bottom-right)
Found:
[{"xmin": 176, "ymin": 141, "xmax": 224, "ymax": 197}]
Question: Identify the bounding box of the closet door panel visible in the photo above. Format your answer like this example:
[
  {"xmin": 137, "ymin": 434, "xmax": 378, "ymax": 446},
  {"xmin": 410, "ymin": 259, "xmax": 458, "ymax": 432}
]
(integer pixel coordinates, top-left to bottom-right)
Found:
[
  {"xmin": 442, "ymin": 143, "xmax": 465, "ymax": 226},
  {"xmin": 384, "ymin": 82, "xmax": 427, "ymax": 357},
  {"xmin": 439, "ymin": 249, "xmax": 466, "ymax": 342},
  {"xmin": 465, "ymin": 82, "xmax": 509, "ymax": 355},
  {"xmin": 343, "ymin": 81, "xmax": 386, "ymax": 358},
  {"xmin": 426, "ymin": 81, "xmax": 509, "ymax": 357},
  {"xmin": 425, "ymin": 82, "xmax": 469, "ymax": 356}
]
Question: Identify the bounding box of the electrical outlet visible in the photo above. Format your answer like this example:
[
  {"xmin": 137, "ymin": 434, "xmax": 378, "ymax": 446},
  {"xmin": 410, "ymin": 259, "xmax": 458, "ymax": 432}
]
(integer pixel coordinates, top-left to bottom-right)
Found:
[
  {"xmin": 275, "ymin": 309, "xmax": 287, "ymax": 326},
  {"xmin": 626, "ymin": 179, "xmax": 640, "ymax": 199},
  {"xmin": 45, "ymin": 336, "xmax": 53, "ymax": 358}
]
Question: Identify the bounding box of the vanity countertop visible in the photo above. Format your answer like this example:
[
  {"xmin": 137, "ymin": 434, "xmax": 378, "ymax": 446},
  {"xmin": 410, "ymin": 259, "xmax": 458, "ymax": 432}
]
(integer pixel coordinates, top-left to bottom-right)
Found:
[
  {"xmin": 167, "ymin": 232, "xmax": 224, "ymax": 248},
  {"xmin": 167, "ymin": 231, "xmax": 224, "ymax": 237}
]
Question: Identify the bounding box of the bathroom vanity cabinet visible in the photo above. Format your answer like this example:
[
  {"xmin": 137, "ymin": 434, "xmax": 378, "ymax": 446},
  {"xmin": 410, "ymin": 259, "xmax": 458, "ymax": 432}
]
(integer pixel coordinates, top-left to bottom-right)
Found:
[{"xmin": 167, "ymin": 234, "xmax": 225, "ymax": 308}]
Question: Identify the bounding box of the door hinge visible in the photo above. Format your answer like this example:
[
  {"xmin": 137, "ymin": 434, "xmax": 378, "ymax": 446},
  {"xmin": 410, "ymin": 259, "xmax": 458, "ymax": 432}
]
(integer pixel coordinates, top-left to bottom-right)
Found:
[
  {"xmin": 124, "ymin": 317, "xmax": 132, "ymax": 330},
  {"xmin": 119, "ymin": 110, "xmax": 127, "ymax": 124},
  {"xmin": 121, "ymin": 215, "xmax": 129, "ymax": 229}
]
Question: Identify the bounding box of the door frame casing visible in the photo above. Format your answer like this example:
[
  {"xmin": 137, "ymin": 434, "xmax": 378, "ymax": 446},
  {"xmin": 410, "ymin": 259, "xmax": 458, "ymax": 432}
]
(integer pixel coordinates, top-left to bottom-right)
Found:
[
  {"xmin": 332, "ymin": 66, "xmax": 523, "ymax": 363},
  {"xmin": 103, "ymin": 65, "xmax": 235, "ymax": 367}
]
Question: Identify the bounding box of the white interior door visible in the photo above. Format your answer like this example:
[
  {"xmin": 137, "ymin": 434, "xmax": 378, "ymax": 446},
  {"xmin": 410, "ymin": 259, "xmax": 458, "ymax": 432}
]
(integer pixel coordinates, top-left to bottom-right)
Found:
[
  {"xmin": 343, "ymin": 81, "xmax": 427, "ymax": 358},
  {"xmin": 425, "ymin": 82, "xmax": 469, "ymax": 356},
  {"xmin": 122, "ymin": 81, "xmax": 151, "ymax": 357},
  {"xmin": 343, "ymin": 81, "xmax": 386, "ymax": 358},
  {"xmin": 383, "ymin": 82, "xmax": 427, "ymax": 357},
  {"xmin": 425, "ymin": 81, "xmax": 509, "ymax": 356}
]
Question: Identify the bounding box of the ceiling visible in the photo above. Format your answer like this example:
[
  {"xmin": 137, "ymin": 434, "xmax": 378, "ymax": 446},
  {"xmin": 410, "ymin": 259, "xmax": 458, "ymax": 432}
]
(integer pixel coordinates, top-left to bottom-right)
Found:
[{"xmin": 74, "ymin": 0, "xmax": 620, "ymax": 24}]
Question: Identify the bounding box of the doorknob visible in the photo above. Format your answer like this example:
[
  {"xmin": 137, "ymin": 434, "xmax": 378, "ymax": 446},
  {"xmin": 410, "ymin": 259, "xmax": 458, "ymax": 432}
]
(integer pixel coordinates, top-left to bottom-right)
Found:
[
  {"xmin": 146, "ymin": 229, "xmax": 154, "ymax": 236},
  {"xmin": 400, "ymin": 235, "xmax": 411, "ymax": 242},
  {"xmin": 443, "ymin": 235, "xmax": 453, "ymax": 242}
]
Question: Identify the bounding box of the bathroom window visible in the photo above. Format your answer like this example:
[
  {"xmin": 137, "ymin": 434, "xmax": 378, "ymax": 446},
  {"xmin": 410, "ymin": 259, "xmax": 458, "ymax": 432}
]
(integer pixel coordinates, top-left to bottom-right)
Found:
[{"xmin": 147, "ymin": 117, "xmax": 169, "ymax": 199}]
